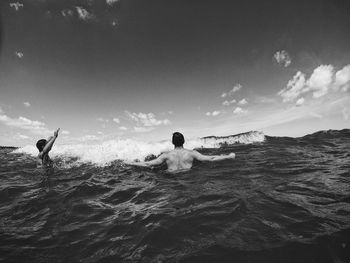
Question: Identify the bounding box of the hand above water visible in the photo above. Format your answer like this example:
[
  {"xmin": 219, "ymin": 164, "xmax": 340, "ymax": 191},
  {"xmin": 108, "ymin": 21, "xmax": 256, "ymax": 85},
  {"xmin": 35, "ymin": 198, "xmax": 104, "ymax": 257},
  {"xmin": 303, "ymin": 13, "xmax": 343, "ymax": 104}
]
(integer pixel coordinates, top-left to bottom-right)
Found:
[{"xmin": 54, "ymin": 128, "xmax": 60, "ymax": 138}]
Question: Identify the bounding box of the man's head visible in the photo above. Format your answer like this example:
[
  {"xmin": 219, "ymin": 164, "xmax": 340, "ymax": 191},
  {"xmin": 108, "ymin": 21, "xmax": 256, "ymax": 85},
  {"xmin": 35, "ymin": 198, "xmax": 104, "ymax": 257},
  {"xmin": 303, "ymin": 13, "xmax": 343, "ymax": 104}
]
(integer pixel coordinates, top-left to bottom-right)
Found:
[
  {"xmin": 172, "ymin": 132, "xmax": 185, "ymax": 147},
  {"xmin": 36, "ymin": 139, "xmax": 47, "ymax": 152}
]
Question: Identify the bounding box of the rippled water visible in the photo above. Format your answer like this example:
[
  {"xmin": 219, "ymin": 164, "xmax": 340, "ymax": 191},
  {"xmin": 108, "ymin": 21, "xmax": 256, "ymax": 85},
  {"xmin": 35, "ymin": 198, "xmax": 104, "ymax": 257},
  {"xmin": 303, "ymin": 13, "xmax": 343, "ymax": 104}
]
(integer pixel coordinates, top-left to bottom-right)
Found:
[{"xmin": 1, "ymin": 130, "xmax": 350, "ymax": 263}]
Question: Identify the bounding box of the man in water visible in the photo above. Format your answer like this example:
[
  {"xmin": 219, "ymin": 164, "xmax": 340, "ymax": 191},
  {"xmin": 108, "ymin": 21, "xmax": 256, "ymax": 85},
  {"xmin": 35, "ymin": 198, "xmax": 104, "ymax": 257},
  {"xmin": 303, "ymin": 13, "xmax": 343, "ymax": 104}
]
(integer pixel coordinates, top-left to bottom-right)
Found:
[
  {"xmin": 126, "ymin": 132, "xmax": 236, "ymax": 172},
  {"xmin": 36, "ymin": 128, "xmax": 60, "ymax": 167}
]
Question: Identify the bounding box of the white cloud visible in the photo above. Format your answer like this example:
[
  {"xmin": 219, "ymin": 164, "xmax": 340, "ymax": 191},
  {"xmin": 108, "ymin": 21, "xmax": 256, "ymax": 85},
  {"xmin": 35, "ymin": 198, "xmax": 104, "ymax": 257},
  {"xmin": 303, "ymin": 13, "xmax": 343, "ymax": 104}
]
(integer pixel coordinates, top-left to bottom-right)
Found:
[
  {"xmin": 238, "ymin": 98, "xmax": 248, "ymax": 105},
  {"xmin": 62, "ymin": 130, "xmax": 70, "ymax": 135},
  {"xmin": 0, "ymin": 114, "xmax": 51, "ymax": 135},
  {"xmin": 206, "ymin": 110, "xmax": 221, "ymax": 117},
  {"xmin": 278, "ymin": 64, "xmax": 350, "ymax": 103},
  {"xmin": 278, "ymin": 71, "xmax": 306, "ymax": 102},
  {"xmin": 125, "ymin": 111, "xmax": 171, "ymax": 127},
  {"xmin": 75, "ymin": 6, "xmax": 94, "ymax": 21},
  {"xmin": 134, "ymin": 127, "xmax": 154, "ymax": 133},
  {"xmin": 306, "ymin": 65, "xmax": 334, "ymax": 98},
  {"xmin": 222, "ymin": 99, "xmax": 236, "ymax": 106},
  {"xmin": 274, "ymin": 50, "xmax": 291, "ymax": 67},
  {"xmin": 119, "ymin": 126, "xmax": 128, "ymax": 131},
  {"xmin": 295, "ymin": 97, "xmax": 305, "ymax": 106},
  {"xmin": 111, "ymin": 20, "xmax": 119, "ymax": 27},
  {"xmin": 233, "ymin": 107, "xmax": 248, "ymax": 114},
  {"xmin": 96, "ymin": 117, "xmax": 109, "ymax": 122},
  {"xmin": 335, "ymin": 65, "xmax": 350, "ymax": 92},
  {"xmin": 113, "ymin": 118, "xmax": 120, "ymax": 124},
  {"xmin": 15, "ymin": 51, "xmax": 24, "ymax": 58},
  {"xmin": 23, "ymin": 102, "xmax": 31, "ymax": 107},
  {"xmin": 9, "ymin": 2, "xmax": 23, "ymax": 11},
  {"xmin": 61, "ymin": 9, "xmax": 74, "ymax": 17},
  {"xmin": 97, "ymin": 131, "xmax": 103, "ymax": 135},
  {"xmin": 221, "ymin": 84, "xmax": 242, "ymax": 98},
  {"xmin": 106, "ymin": 0, "xmax": 120, "ymax": 6}
]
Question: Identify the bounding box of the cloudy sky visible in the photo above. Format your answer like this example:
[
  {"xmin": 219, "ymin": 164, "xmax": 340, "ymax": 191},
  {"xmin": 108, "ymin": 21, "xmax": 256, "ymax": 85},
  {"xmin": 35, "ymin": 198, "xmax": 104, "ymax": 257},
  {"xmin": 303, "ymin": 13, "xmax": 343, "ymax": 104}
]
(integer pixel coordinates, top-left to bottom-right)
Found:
[{"xmin": 0, "ymin": 0, "xmax": 350, "ymax": 146}]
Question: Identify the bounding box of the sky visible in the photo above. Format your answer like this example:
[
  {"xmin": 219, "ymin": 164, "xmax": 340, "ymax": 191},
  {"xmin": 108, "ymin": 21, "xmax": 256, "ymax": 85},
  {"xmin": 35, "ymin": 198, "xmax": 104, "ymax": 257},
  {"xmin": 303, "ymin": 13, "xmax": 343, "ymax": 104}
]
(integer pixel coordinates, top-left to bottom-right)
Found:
[{"xmin": 0, "ymin": 0, "xmax": 350, "ymax": 146}]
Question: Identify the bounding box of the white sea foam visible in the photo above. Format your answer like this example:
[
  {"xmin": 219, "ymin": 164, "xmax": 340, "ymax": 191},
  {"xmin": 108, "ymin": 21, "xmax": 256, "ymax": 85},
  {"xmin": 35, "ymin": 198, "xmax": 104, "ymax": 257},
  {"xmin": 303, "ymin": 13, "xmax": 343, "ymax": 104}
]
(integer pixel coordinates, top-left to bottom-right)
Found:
[{"xmin": 13, "ymin": 131, "xmax": 264, "ymax": 165}]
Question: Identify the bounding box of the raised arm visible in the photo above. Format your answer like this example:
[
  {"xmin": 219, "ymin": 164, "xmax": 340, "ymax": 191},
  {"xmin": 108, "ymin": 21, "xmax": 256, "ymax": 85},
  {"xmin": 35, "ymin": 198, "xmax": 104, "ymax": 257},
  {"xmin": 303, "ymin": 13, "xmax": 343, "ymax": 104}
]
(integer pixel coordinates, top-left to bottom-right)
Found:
[
  {"xmin": 41, "ymin": 128, "xmax": 60, "ymax": 155},
  {"xmin": 192, "ymin": 150, "xmax": 235, "ymax": 162},
  {"xmin": 125, "ymin": 153, "xmax": 167, "ymax": 168}
]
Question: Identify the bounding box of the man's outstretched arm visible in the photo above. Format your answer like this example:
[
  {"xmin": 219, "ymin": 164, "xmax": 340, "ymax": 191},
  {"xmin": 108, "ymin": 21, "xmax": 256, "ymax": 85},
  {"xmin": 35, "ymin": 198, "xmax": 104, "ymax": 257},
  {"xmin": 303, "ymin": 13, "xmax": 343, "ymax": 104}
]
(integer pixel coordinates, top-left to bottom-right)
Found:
[
  {"xmin": 125, "ymin": 153, "xmax": 166, "ymax": 168},
  {"xmin": 192, "ymin": 150, "xmax": 235, "ymax": 162},
  {"xmin": 41, "ymin": 128, "xmax": 60, "ymax": 155}
]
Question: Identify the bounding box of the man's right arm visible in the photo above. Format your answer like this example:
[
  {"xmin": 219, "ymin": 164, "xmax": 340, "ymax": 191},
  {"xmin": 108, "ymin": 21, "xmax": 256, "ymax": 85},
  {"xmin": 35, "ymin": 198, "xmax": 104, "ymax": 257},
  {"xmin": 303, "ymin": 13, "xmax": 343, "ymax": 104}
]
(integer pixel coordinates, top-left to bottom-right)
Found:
[
  {"xmin": 42, "ymin": 128, "xmax": 60, "ymax": 154},
  {"xmin": 125, "ymin": 153, "xmax": 167, "ymax": 168},
  {"xmin": 192, "ymin": 150, "xmax": 235, "ymax": 162}
]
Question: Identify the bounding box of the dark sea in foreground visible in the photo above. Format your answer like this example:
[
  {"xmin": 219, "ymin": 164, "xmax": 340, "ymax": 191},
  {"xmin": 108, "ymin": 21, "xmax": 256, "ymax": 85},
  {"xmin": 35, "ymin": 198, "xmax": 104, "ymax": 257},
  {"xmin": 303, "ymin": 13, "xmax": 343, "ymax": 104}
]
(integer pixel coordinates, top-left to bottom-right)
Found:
[{"xmin": 1, "ymin": 130, "xmax": 350, "ymax": 263}]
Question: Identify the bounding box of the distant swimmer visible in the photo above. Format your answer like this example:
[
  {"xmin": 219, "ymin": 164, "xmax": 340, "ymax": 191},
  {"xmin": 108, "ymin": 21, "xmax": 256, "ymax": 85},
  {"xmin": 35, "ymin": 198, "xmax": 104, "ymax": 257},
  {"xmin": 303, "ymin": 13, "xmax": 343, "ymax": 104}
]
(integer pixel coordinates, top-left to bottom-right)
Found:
[
  {"xmin": 125, "ymin": 132, "xmax": 236, "ymax": 173},
  {"xmin": 36, "ymin": 128, "xmax": 60, "ymax": 167}
]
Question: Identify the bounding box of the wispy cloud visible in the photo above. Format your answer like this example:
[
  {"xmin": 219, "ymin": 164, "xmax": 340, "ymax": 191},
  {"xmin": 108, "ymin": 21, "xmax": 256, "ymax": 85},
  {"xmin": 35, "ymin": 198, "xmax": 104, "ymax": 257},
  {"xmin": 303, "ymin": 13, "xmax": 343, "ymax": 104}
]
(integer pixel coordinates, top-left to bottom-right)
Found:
[
  {"xmin": 75, "ymin": 6, "xmax": 94, "ymax": 21},
  {"xmin": 15, "ymin": 51, "xmax": 24, "ymax": 58},
  {"xmin": 61, "ymin": 9, "xmax": 74, "ymax": 17},
  {"xmin": 222, "ymin": 99, "xmax": 236, "ymax": 106},
  {"xmin": 278, "ymin": 71, "xmax": 306, "ymax": 102},
  {"xmin": 9, "ymin": 2, "xmax": 23, "ymax": 11},
  {"xmin": 295, "ymin": 97, "xmax": 305, "ymax": 106},
  {"xmin": 233, "ymin": 107, "xmax": 248, "ymax": 114},
  {"xmin": 278, "ymin": 64, "xmax": 350, "ymax": 103},
  {"xmin": 119, "ymin": 126, "xmax": 128, "ymax": 131},
  {"xmin": 206, "ymin": 110, "xmax": 221, "ymax": 117},
  {"xmin": 0, "ymin": 114, "xmax": 51, "ymax": 135},
  {"xmin": 274, "ymin": 50, "xmax": 291, "ymax": 67},
  {"xmin": 221, "ymin": 84, "xmax": 242, "ymax": 98},
  {"xmin": 23, "ymin": 102, "xmax": 31, "ymax": 107},
  {"xmin": 112, "ymin": 118, "xmax": 120, "ymax": 124},
  {"xmin": 96, "ymin": 117, "xmax": 109, "ymax": 122},
  {"xmin": 125, "ymin": 111, "xmax": 171, "ymax": 127},
  {"xmin": 106, "ymin": 0, "xmax": 120, "ymax": 6},
  {"xmin": 238, "ymin": 98, "xmax": 248, "ymax": 105}
]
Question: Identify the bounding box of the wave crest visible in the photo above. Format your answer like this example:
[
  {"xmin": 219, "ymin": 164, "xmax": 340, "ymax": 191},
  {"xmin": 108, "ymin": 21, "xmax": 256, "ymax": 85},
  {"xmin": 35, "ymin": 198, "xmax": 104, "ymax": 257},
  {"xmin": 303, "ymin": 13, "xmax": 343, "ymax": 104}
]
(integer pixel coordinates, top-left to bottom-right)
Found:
[{"xmin": 13, "ymin": 131, "xmax": 264, "ymax": 165}]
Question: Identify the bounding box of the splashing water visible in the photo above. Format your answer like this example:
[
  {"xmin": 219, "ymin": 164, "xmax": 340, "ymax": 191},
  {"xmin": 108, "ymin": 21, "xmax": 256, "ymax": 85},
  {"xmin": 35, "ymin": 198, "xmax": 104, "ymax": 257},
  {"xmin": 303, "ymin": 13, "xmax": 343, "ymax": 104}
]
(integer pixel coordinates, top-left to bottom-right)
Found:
[{"xmin": 14, "ymin": 131, "xmax": 265, "ymax": 165}]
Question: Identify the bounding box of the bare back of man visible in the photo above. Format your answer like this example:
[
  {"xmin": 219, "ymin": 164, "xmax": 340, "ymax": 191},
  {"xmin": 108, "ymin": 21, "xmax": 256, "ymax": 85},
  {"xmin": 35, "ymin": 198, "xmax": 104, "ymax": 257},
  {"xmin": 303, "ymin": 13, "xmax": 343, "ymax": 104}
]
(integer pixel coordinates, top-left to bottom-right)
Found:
[
  {"xmin": 163, "ymin": 148, "xmax": 196, "ymax": 172},
  {"xmin": 126, "ymin": 148, "xmax": 235, "ymax": 173},
  {"xmin": 125, "ymin": 132, "xmax": 235, "ymax": 173}
]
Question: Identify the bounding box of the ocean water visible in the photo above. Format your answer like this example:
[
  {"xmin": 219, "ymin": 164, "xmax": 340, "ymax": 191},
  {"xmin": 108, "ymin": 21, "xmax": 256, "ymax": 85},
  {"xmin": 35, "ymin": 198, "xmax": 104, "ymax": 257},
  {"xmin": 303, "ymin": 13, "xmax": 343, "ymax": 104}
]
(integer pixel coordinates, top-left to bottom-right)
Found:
[{"xmin": 0, "ymin": 130, "xmax": 350, "ymax": 263}]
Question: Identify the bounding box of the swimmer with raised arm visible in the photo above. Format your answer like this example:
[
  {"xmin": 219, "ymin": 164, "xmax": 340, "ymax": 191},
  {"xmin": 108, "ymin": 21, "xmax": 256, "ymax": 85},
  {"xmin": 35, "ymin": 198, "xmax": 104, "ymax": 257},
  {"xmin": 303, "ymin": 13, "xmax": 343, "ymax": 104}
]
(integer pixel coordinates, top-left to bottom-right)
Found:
[
  {"xmin": 36, "ymin": 128, "xmax": 60, "ymax": 167},
  {"xmin": 125, "ymin": 132, "xmax": 235, "ymax": 173}
]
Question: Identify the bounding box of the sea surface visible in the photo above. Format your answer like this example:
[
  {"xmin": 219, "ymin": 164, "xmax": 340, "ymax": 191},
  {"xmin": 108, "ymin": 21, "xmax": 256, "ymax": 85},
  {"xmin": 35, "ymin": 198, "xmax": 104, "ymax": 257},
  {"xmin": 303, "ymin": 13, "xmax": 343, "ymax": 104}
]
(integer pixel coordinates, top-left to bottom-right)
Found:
[{"xmin": 1, "ymin": 130, "xmax": 350, "ymax": 263}]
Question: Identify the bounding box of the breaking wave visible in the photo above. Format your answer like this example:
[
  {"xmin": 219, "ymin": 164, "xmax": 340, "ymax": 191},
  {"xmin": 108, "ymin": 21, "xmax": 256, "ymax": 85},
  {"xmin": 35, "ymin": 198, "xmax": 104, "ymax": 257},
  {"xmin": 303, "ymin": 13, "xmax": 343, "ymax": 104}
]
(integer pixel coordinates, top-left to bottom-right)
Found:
[{"xmin": 13, "ymin": 131, "xmax": 265, "ymax": 165}]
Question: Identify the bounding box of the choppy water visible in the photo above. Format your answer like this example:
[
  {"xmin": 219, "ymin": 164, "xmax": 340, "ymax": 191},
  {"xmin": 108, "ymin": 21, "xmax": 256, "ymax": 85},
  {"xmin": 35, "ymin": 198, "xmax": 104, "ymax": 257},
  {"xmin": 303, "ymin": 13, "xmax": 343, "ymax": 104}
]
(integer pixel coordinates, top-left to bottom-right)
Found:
[{"xmin": 1, "ymin": 129, "xmax": 350, "ymax": 263}]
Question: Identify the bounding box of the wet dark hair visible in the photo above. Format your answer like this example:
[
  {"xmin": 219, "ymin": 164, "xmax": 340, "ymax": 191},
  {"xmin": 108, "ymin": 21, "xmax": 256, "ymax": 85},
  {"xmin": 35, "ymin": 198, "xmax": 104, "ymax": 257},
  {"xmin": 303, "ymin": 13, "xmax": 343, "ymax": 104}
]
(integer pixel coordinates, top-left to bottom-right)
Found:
[
  {"xmin": 172, "ymin": 132, "xmax": 185, "ymax": 147},
  {"xmin": 36, "ymin": 139, "xmax": 47, "ymax": 152}
]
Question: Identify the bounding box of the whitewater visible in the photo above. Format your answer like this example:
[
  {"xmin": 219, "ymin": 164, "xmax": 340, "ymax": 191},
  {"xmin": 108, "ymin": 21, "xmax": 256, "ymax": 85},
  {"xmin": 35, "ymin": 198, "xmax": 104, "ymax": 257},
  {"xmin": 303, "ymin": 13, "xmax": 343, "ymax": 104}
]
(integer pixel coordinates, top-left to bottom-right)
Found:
[
  {"xmin": 13, "ymin": 131, "xmax": 265, "ymax": 165},
  {"xmin": 1, "ymin": 129, "xmax": 350, "ymax": 263}
]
